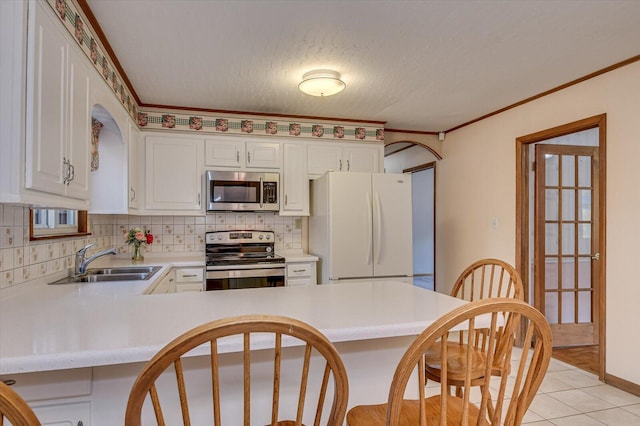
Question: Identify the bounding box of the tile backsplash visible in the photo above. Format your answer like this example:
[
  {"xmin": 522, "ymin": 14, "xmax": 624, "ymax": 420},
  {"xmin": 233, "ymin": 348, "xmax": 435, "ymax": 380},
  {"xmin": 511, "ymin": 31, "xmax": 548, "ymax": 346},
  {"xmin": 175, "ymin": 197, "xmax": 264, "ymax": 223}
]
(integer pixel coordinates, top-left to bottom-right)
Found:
[
  {"xmin": 110, "ymin": 212, "xmax": 302, "ymax": 254},
  {"xmin": 0, "ymin": 205, "xmax": 303, "ymax": 290}
]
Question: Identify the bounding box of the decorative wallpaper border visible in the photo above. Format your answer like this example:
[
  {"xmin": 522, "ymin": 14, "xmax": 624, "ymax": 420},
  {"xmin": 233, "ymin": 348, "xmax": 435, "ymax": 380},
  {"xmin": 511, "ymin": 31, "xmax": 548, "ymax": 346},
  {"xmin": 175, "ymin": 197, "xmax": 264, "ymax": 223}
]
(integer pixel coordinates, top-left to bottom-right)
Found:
[
  {"xmin": 137, "ymin": 111, "xmax": 385, "ymax": 142},
  {"xmin": 46, "ymin": 0, "xmax": 138, "ymax": 120}
]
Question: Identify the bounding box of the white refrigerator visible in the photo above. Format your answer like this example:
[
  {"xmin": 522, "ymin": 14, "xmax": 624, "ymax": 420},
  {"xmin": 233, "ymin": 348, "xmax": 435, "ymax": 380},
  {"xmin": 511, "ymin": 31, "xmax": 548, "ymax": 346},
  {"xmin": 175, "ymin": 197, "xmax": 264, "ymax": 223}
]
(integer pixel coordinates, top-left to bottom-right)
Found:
[{"xmin": 309, "ymin": 172, "xmax": 413, "ymax": 283}]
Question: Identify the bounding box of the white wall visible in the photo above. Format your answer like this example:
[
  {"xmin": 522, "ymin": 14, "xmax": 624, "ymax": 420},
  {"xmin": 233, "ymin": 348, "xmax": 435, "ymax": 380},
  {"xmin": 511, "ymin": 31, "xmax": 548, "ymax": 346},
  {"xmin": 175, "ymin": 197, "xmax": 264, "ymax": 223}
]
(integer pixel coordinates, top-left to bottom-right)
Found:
[{"xmin": 436, "ymin": 61, "xmax": 640, "ymax": 385}]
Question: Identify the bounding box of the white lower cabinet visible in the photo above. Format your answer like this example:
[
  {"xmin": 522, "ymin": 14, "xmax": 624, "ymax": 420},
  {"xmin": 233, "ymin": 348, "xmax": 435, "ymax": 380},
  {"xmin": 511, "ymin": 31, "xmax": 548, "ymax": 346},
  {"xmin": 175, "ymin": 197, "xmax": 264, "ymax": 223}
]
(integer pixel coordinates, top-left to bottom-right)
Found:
[
  {"xmin": 0, "ymin": 369, "xmax": 91, "ymax": 425},
  {"xmin": 145, "ymin": 135, "xmax": 204, "ymax": 212},
  {"xmin": 147, "ymin": 267, "xmax": 204, "ymax": 294},
  {"xmin": 32, "ymin": 401, "xmax": 91, "ymax": 426},
  {"xmin": 286, "ymin": 261, "xmax": 317, "ymax": 286},
  {"xmin": 174, "ymin": 267, "xmax": 204, "ymax": 292},
  {"xmin": 149, "ymin": 269, "xmax": 176, "ymax": 294}
]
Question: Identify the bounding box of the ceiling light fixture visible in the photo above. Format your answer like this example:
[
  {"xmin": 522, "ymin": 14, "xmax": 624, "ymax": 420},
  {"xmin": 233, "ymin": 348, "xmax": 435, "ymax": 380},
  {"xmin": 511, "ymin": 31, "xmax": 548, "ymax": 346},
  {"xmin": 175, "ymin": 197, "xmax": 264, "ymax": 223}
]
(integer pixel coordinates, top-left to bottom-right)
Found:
[{"xmin": 298, "ymin": 69, "xmax": 346, "ymax": 97}]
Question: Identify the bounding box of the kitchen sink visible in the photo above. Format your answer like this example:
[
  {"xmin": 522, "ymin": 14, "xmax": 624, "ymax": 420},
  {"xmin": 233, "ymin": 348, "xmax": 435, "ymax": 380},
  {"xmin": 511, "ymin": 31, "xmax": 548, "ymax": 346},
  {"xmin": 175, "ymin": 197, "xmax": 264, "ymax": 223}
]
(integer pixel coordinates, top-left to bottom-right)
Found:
[
  {"xmin": 87, "ymin": 266, "xmax": 160, "ymax": 275},
  {"xmin": 49, "ymin": 266, "xmax": 162, "ymax": 285}
]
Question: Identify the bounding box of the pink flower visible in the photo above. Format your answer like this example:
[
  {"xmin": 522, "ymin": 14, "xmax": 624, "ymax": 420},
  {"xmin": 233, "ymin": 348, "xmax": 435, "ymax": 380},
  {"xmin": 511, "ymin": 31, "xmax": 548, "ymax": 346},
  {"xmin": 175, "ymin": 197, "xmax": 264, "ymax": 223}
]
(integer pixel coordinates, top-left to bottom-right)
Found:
[{"xmin": 135, "ymin": 231, "xmax": 146, "ymax": 242}]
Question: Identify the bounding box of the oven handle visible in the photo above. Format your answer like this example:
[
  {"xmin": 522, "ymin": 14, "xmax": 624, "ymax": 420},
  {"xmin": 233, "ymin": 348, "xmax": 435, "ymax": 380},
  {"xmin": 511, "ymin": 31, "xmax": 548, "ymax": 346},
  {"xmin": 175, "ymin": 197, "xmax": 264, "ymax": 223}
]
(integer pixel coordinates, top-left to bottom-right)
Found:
[
  {"xmin": 259, "ymin": 177, "xmax": 264, "ymax": 209},
  {"xmin": 207, "ymin": 263, "xmax": 285, "ymax": 271},
  {"xmin": 207, "ymin": 268, "xmax": 285, "ymax": 279}
]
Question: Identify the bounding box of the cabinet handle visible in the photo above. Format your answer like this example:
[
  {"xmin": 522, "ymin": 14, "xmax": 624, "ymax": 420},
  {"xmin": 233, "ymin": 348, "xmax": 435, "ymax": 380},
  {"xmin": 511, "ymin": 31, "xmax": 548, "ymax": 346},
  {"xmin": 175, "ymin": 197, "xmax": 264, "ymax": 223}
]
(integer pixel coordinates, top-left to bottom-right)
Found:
[
  {"xmin": 2, "ymin": 379, "xmax": 16, "ymax": 386},
  {"xmin": 285, "ymin": 194, "xmax": 288, "ymax": 207},
  {"xmin": 236, "ymin": 151, "xmax": 240, "ymax": 163},
  {"xmin": 130, "ymin": 187, "xmax": 136, "ymax": 202},
  {"xmin": 347, "ymin": 160, "xmax": 350, "ymax": 171},
  {"xmin": 62, "ymin": 158, "xmax": 70, "ymax": 184},
  {"xmin": 247, "ymin": 151, "xmax": 251, "ymax": 164},
  {"xmin": 292, "ymin": 269, "xmax": 305, "ymax": 273},
  {"xmin": 197, "ymin": 193, "xmax": 201, "ymax": 206},
  {"xmin": 339, "ymin": 160, "xmax": 342, "ymax": 171},
  {"xmin": 182, "ymin": 274, "xmax": 198, "ymax": 278},
  {"xmin": 68, "ymin": 163, "xmax": 75, "ymax": 184}
]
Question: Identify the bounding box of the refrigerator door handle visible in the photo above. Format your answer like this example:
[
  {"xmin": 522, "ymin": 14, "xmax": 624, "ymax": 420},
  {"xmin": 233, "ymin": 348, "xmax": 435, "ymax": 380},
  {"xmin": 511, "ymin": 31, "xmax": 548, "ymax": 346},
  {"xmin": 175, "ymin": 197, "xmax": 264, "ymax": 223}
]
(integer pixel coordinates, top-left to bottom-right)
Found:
[
  {"xmin": 366, "ymin": 192, "xmax": 373, "ymax": 265},
  {"xmin": 374, "ymin": 192, "xmax": 382, "ymax": 264}
]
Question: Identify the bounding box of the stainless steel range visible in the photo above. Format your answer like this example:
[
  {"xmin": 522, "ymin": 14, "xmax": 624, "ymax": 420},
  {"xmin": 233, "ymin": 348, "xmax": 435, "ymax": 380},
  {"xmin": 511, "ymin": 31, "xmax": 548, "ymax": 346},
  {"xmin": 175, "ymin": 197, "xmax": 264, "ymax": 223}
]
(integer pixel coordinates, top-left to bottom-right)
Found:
[{"xmin": 205, "ymin": 231, "xmax": 285, "ymax": 290}]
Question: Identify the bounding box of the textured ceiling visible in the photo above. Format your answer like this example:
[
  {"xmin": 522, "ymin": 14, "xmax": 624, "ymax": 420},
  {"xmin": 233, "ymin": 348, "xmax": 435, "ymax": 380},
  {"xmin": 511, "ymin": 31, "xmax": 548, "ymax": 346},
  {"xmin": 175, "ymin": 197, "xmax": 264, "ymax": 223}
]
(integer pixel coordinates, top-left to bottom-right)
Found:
[{"xmin": 85, "ymin": 0, "xmax": 640, "ymax": 133}]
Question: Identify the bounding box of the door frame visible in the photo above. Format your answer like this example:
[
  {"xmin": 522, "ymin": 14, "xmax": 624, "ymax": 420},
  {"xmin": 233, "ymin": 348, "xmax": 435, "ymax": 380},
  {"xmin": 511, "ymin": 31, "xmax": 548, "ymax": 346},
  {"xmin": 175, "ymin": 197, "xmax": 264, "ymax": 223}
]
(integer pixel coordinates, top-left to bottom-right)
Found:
[
  {"xmin": 515, "ymin": 114, "xmax": 606, "ymax": 379},
  {"xmin": 404, "ymin": 161, "xmax": 437, "ymax": 290}
]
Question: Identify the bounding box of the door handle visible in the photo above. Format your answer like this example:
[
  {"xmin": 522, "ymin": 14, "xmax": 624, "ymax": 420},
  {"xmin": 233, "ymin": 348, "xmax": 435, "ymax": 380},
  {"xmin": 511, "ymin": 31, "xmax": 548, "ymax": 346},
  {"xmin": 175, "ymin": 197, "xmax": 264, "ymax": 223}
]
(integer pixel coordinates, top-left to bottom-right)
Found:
[{"xmin": 591, "ymin": 253, "xmax": 600, "ymax": 261}]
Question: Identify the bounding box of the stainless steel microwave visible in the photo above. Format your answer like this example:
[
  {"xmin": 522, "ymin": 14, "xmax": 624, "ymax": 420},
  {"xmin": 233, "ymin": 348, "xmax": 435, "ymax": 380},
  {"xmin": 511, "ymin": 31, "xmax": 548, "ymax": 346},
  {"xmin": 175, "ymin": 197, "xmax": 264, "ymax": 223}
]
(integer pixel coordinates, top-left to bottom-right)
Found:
[{"xmin": 206, "ymin": 171, "xmax": 279, "ymax": 212}]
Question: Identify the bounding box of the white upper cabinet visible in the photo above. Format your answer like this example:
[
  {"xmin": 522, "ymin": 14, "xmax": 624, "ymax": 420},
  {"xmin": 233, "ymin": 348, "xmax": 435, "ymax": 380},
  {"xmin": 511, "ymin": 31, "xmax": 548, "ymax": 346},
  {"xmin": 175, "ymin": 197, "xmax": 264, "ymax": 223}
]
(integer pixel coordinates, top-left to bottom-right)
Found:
[
  {"xmin": 145, "ymin": 135, "xmax": 204, "ymax": 212},
  {"xmin": 342, "ymin": 145, "xmax": 382, "ymax": 173},
  {"xmin": 205, "ymin": 137, "xmax": 280, "ymax": 169},
  {"xmin": 25, "ymin": 1, "xmax": 91, "ymax": 202},
  {"xmin": 281, "ymin": 143, "xmax": 309, "ymax": 215},
  {"xmin": 128, "ymin": 120, "xmax": 140, "ymax": 209},
  {"xmin": 307, "ymin": 143, "xmax": 382, "ymax": 177}
]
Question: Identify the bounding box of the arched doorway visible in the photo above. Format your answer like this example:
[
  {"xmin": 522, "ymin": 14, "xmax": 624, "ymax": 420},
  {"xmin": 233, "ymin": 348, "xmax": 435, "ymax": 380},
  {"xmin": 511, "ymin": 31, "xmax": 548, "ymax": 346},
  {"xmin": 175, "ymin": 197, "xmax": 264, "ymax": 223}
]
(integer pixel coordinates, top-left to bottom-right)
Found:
[{"xmin": 384, "ymin": 141, "xmax": 441, "ymax": 290}]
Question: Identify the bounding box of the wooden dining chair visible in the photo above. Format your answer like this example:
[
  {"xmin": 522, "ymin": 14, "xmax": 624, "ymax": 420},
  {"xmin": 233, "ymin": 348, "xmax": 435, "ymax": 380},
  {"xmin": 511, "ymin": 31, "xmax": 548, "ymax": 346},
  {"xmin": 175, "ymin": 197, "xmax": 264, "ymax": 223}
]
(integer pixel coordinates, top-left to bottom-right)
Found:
[
  {"xmin": 424, "ymin": 259, "xmax": 525, "ymax": 403},
  {"xmin": 125, "ymin": 314, "xmax": 349, "ymax": 426},
  {"xmin": 347, "ymin": 298, "xmax": 552, "ymax": 425},
  {"xmin": 0, "ymin": 381, "xmax": 41, "ymax": 426}
]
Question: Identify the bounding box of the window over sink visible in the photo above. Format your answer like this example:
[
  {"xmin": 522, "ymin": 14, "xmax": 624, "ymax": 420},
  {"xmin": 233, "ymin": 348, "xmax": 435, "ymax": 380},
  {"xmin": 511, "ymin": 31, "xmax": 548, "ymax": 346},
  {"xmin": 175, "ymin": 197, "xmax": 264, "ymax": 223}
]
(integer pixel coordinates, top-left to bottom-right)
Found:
[{"xmin": 30, "ymin": 208, "xmax": 89, "ymax": 240}]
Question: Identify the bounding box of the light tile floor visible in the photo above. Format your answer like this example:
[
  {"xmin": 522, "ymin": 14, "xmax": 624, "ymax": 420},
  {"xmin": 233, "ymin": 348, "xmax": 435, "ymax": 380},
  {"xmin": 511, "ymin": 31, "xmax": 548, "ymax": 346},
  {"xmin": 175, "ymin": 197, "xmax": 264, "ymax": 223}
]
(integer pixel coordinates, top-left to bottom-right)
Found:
[
  {"xmin": 521, "ymin": 357, "xmax": 640, "ymax": 425},
  {"xmin": 412, "ymin": 278, "xmax": 640, "ymax": 425}
]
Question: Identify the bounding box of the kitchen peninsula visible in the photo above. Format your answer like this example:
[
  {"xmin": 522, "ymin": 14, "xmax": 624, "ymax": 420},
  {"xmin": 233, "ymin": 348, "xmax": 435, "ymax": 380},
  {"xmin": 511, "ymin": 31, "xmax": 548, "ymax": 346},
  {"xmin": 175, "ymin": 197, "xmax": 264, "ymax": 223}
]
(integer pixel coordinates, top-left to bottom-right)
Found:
[{"xmin": 0, "ymin": 258, "xmax": 466, "ymax": 424}]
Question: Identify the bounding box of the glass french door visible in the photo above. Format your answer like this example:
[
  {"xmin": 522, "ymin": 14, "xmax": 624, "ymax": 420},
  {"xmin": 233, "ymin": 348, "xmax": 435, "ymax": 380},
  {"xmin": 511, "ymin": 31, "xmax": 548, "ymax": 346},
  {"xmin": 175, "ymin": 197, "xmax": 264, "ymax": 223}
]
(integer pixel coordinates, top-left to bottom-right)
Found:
[{"xmin": 535, "ymin": 145, "xmax": 600, "ymax": 347}]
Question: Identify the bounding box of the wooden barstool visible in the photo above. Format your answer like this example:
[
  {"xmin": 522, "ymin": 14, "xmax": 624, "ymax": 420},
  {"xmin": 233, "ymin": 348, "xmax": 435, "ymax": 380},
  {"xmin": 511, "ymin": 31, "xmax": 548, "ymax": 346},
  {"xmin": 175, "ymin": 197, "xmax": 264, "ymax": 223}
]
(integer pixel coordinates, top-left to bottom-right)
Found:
[
  {"xmin": 347, "ymin": 298, "xmax": 552, "ymax": 425},
  {"xmin": 125, "ymin": 314, "xmax": 349, "ymax": 426},
  {"xmin": 0, "ymin": 380, "xmax": 41, "ymax": 426}
]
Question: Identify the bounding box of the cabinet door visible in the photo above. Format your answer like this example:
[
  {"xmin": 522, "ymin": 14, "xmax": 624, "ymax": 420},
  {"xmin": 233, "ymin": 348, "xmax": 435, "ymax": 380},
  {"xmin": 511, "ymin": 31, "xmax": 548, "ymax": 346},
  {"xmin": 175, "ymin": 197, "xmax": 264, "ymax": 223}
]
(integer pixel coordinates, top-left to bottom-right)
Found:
[
  {"xmin": 281, "ymin": 144, "xmax": 309, "ymax": 215},
  {"xmin": 33, "ymin": 401, "xmax": 91, "ymax": 426},
  {"xmin": 246, "ymin": 142, "xmax": 280, "ymax": 169},
  {"xmin": 342, "ymin": 145, "xmax": 381, "ymax": 173},
  {"xmin": 64, "ymin": 44, "xmax": 91, "ymax": 200},
  {"xmin": 145, "ymin": 136, "xmax": 203, "ymax": 211},
  {"xmin": 25, "ymin": 2, "xmax": 66, "ymax": 195},
  {"xmin": 307, "ymin": 144, "xmax": 342, "ymax": 176},
  {"xmin": 128, "ymin": 120, "xmax": 140, "ymax": 209},
  {"xmin": 151, "ymin": 270, "xmax": 176, "ymax": 294},
  {"xmin": 205, "ymin": 138, "xmax": 243, "ymax": 167}
]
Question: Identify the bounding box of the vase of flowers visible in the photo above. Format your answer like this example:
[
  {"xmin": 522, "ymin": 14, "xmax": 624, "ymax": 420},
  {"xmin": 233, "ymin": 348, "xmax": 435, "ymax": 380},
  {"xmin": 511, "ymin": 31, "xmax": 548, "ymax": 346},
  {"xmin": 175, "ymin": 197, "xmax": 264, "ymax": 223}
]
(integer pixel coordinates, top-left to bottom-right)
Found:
[{"xmin": 125, "ymin": 227, "xmax": 153, "ymax": 263}]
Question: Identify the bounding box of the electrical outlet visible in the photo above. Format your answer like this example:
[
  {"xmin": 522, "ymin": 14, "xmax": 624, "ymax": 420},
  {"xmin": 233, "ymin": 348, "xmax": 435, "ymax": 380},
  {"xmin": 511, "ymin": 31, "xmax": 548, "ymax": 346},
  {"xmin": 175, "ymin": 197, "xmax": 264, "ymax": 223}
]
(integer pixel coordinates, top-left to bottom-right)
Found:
[{"xmin": 294, "ymin": 218, "xmax": 302, "ymax": 230}]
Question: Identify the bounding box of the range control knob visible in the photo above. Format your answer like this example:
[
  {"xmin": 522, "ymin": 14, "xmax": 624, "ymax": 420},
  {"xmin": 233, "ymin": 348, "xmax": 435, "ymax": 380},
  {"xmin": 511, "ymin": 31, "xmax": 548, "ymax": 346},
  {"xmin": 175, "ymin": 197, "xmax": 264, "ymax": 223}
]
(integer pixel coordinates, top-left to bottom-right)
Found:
[
  {"xmin": 217, "ymin": 234, "xmax": 223, "ymax": 240},
  {"xmin": 266, "ymin": 234, "xmax": 271, "ymax": 240}
]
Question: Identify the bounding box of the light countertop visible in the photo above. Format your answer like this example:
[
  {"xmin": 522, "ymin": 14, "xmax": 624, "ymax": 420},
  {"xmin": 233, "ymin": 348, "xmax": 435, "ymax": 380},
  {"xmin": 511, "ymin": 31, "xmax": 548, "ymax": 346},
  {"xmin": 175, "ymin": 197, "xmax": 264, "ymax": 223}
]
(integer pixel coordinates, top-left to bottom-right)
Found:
[{"xmin": 0, "ymin": 254, "xmax": 464, "ymax": 376}]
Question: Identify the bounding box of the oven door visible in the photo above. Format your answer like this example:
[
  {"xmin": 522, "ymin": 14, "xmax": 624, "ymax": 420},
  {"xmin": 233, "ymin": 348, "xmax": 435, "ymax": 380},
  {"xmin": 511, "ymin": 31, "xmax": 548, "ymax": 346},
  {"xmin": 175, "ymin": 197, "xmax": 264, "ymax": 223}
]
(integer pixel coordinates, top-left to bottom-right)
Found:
[{"xmin": 206, "ymin": 267, "xmax": 285, "ymax": 290}]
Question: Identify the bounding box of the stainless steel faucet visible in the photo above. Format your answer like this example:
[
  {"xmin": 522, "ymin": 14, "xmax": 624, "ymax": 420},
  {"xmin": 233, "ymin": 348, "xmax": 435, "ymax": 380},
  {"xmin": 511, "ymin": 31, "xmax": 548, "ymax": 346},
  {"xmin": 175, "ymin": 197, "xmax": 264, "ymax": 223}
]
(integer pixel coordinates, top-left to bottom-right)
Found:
[{"xmin": 73, "ymin": 244, "xmax": 118, "ymax": 276}]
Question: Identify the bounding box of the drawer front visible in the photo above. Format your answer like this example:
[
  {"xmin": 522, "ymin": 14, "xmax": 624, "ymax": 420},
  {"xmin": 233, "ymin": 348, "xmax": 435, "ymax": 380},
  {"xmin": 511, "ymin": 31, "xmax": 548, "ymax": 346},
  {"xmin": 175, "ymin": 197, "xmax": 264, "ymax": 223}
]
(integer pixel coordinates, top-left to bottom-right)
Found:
[
  {"xmin": 287, "ymin": 263, "xmax": 312, "ymax": 277},
  {"xmin": 0, "ymin": 368, "xmax": 92, "ymax": 402},
  {"xmin": 287, "ymin": 278, "xmax": 313, "ymax": 286},
  {"xmin": 175, "ymin": 268, "xmax": 204, "ymax": 282},
  {"xmin": 176, "ymin": 282, "xmax": 203, "ymax": 292}
]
